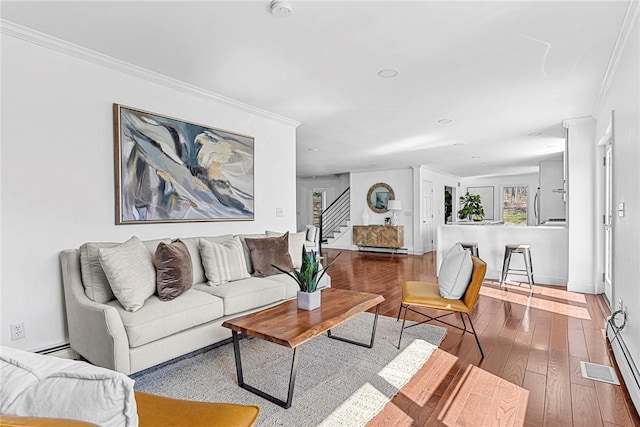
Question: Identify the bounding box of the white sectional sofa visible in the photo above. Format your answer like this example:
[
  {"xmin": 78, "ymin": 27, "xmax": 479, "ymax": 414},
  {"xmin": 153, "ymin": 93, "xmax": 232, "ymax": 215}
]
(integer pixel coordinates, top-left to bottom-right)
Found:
[{"xmin": 60, "ymin": 232, "xmax": 329, "ymax": 375}]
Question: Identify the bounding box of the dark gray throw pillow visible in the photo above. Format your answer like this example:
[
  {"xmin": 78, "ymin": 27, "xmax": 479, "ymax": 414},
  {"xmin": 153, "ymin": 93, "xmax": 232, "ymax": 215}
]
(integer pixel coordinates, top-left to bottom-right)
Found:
[
  {"xmin": 245, "ymin": 232, "xmax": 293, "ymax": 277},
  {"xmin": 153, "ymin": 240, "xmax": 193, "ymax": 301}
]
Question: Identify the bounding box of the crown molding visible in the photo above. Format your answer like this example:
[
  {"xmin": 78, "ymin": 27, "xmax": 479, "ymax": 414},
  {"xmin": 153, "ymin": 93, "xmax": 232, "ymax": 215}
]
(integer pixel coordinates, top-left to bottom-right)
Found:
[
  {"xmin": 0, "ymin": 20, "xmax": 300, "ymax": 128},
  {"xmin": 592, "ymin": 0, "xmax": 640, "ymax": 115},
  {"xmin": 563, "ymin": 116, "xmax": 594, "ymax": 128}
]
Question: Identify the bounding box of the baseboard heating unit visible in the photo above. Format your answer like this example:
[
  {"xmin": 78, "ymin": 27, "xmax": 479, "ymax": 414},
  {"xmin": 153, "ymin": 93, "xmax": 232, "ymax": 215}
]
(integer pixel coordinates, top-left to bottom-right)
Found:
[{"xmin": 606, "ymin": 310, "xmax": 640, "ymax": 412}]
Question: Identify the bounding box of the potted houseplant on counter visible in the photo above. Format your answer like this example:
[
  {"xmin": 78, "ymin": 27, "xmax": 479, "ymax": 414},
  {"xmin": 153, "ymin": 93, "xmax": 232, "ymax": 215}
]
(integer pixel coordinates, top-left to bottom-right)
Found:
[
  {"xmin": 273, "ymin": 249, "xmax": 339, "ymax": 310},
  {"xmin": 458, "ymin": 192, "xmax": 485, "ymax": 221}
]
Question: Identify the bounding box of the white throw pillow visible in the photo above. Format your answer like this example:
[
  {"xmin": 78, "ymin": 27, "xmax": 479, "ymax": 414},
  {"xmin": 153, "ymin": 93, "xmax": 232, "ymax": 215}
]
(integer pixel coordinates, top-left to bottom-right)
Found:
[
  {"xmin": 199, "ymin": 236, "xmax": 251, "ymax": 286},
  {"xmin": 266, "ymin": 230, "xmax": 306, "ymax": 268},
  {"xmin": 439, "ymin": 244, "xmax": 473, "ymax": 299},
  {"xmin": 306, "ymin": 225, "xmax": 318, "ymax": 242},
  {"xmin": 98, "ymin": 236, "xmax": 156, "ymax": 312},
  {"xmin": 0, "ymin": 346, "xmax": 138, "ymax": 427}
]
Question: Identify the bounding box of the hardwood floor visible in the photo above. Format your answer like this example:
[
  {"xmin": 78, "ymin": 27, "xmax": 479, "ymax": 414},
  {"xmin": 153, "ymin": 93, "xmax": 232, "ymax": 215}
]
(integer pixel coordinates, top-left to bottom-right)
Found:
[{"xmin": 322, "ymin": 249, "xmax": 640, "ymax": 427}]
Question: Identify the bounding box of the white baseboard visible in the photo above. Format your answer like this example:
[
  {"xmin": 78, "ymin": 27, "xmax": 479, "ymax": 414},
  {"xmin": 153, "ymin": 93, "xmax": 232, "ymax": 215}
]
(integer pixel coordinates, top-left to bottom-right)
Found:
[
  {"xmin": 567, "ymin": 281, "xmax": 597, "ymax": 294},
  {"xmin": 606, "ymin": 325, "xmax": 640, "ymax": 413},
  {"xmin": 485, "ymin": 270, "xmax": 566, "ymax": 287},
  {"xmin": 39, "ymin": 346, "xmax": 79, "ymax": 360}
]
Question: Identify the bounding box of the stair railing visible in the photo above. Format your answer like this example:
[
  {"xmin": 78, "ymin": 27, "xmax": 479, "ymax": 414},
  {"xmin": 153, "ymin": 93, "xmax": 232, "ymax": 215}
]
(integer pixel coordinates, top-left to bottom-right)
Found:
[{"xmin": 319, "ymin": 187, "xmax": 350, "ymax": 253}]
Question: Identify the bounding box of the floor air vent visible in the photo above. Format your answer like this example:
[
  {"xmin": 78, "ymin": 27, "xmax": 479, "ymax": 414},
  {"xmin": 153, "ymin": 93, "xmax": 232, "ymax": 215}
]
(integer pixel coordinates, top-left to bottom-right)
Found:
[{"xmin": 580, "ymin": 361, "xmax": 620, "ymax": 385}]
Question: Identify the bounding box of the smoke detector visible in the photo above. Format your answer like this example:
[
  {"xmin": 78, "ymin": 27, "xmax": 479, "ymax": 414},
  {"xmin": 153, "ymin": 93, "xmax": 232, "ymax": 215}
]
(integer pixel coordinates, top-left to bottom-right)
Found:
[{"xmin": 270, "ymin": 0, "xmax": 293, "ymax": 17}]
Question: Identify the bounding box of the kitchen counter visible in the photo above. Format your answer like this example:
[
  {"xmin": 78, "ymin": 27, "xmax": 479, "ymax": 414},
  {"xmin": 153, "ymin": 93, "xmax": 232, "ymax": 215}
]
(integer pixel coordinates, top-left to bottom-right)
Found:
[{"xmin": 437, "ymin": 224, "xmax": 568, "ymax": 286}]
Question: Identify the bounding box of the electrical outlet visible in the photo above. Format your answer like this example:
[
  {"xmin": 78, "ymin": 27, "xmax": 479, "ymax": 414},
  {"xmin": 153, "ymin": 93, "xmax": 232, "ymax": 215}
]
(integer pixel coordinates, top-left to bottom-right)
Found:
[
  {"xmin": 275, "ymin": 207, "xmax": 284, "ymax": 217},
  {"xmin": 10, "ymin": 322, "xmax": 25, "ymax": 340}
]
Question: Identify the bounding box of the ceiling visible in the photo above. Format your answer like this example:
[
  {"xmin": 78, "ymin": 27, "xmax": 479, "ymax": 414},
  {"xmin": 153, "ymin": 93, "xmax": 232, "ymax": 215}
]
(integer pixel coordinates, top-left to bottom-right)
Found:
[{"xmin": 1, "ymin": 1, "xmax": 628, "ymax": 178}]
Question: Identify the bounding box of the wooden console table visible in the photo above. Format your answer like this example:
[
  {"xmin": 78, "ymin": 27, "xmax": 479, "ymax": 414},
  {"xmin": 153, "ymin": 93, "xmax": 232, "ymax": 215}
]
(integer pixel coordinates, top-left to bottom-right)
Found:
[{"xmin": 352, "ymin": 225, "xmax": 404, "ymax": 251}]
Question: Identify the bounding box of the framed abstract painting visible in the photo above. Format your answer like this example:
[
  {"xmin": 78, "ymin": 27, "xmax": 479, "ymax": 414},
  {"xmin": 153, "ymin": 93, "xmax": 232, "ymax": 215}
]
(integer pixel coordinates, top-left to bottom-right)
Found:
[{"xmin": 113, "ymin": 104, "xmax": 254, "ymax": 224}]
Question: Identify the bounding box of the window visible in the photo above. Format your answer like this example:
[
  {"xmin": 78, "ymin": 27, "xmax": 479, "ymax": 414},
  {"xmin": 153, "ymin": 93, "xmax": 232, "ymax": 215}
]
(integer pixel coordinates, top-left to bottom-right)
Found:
[{"xmin": 502, "ymin": 186, "xmax": 528, "ymax": 225}]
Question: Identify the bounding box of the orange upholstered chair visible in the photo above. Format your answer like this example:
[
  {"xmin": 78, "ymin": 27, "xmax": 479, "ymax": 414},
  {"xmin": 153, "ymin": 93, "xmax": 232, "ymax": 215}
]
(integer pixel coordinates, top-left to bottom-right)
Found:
[
  {"xmin": 397, "ymin": 255, "xmax": 487, "ymax": 357},
  {"xmin": 1, "ymin": 393, "xmax": 259, "ymax": 427},
  {"xmin": 135, "ymin": 391, "xmax": 259, "ymax": 427}
]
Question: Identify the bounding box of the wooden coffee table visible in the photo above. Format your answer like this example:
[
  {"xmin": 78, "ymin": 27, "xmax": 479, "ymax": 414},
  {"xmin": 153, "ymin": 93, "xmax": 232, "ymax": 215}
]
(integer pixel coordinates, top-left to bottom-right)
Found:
[{"xmin": 222, "ymin": 288, "xmax": 385, "ymax": 409}]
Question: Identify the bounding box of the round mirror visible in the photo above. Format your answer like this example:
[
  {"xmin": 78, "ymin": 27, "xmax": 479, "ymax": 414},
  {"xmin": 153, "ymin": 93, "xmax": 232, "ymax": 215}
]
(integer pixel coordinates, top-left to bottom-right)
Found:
[{"xmin": 367, "ymin": 182, "xmax": 395, "ymax": 213}]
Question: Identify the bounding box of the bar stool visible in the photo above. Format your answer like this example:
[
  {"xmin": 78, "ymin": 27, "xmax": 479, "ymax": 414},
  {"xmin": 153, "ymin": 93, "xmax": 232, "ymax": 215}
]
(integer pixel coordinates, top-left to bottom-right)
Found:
[
  {"xmin": 500, "ymin": 244, "xmax": 534, "ymax": 289},
  {"xmin": 458, "ymin": 241, "xmax": 479, "ymax": 257}
]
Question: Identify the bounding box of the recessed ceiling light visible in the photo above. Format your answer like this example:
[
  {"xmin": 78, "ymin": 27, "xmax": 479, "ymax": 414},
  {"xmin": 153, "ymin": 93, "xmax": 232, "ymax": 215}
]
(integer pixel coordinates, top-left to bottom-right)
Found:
[
  {"xmin": 438, "ymin": 119, "xmax": 453, "ymax": 124},
  {"xmin": 270, "ymin": 0, "xmax": 293, "ymax": 17},
  {"xmin": 378, "ymin": 69, "xmax": 399, "ymax": 78},
  {"xmin": 471, "ymin": 155, "xmax": 480, "ymax": 159},
  {"xmin": 452, "ymin": 142, "xmax": 466, "ymax": 146},
  {"xmin": 528, "ymin": 132, "xmax": 542, "ymax": 137},
  {"xmin": 308, "ymin": 148, "xmax": 319, "ymax": 152}
]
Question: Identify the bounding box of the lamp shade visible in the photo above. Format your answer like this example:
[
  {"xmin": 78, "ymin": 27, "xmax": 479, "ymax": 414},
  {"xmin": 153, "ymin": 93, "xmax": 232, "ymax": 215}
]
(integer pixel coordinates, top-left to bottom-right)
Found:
[{"xmin": 387, "ymin": 200, "xmax": 402, "ymax": 211}]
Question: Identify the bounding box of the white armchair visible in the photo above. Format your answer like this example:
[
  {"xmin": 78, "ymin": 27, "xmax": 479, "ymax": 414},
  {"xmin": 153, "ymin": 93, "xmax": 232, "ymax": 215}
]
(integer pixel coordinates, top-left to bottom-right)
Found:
[{"xmin": 304, "ymin": 225, "xmax": 319, "ymax": 252}]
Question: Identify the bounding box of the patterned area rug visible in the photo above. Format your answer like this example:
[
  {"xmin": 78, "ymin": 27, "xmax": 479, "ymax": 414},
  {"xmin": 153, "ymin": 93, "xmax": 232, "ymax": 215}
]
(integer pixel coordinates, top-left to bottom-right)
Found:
[{"xmin": 133, "ymin": 312, "xmax": 446, "ymax": 426}]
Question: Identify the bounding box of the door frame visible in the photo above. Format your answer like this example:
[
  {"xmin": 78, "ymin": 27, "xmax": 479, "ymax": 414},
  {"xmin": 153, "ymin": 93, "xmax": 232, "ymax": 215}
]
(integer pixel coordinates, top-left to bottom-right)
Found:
[
  {"xmin": 422, "ymin": 180, "xmax": 434, "ymax": 253},
  {"xmin": 596, "ymin": 111, "xmax": 614, "ymax": 308}
]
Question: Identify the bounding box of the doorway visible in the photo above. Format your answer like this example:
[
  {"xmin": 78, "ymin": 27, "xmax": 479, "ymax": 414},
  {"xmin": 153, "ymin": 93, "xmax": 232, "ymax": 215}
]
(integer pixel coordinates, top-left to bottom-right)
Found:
[
  {"xmin": 598, "ymin": 113, "xmax": 614, "ymax": 308},
  {"xmin": 444, "ymin": 186, "xmax": 454, "ymax": 224},
  {"xmin": 423, "ymin": 180, "xmax": 434, "ymax": 253},
  {"xmin": 312, "ymin": 189, "xmax": 327, "ymax": 227}
]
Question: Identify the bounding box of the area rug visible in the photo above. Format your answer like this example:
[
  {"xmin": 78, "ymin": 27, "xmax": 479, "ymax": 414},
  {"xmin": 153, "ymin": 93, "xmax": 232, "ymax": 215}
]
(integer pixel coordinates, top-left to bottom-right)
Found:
[{"xmin": 133, "ymin": 313, "xmax": 446, "ymax": 426}]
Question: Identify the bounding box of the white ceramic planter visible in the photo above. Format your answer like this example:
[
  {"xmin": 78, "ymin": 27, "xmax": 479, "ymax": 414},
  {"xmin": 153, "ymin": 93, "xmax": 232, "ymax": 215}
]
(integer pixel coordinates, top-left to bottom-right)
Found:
[{"xmin": 297, "ymin": 290, "xmax": 321, "ymax": 310}]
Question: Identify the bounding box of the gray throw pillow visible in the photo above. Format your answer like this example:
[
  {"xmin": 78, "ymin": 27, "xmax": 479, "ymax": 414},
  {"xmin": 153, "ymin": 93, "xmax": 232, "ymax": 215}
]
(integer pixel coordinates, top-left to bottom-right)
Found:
[
  {"xmin": 438, "ymin": 243, "xmax": 473, "ymax": 299},
  {"xmin": 245, "ymin": 233, "xmax": 294, "ymax": 277},
  {"xmin": 153, "ymin": 240, "xmax": 193, "ymax": 301},
  {"xmin": 98, "ymin": 236, "xmax": 156, "ymax": 312}
]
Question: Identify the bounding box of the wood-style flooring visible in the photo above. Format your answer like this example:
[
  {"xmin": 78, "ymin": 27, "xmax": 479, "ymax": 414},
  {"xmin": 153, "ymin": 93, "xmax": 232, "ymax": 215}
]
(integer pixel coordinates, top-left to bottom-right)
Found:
[{"xmin": 322, "ymin": 248, "xmax": 640, "ymax": 427}]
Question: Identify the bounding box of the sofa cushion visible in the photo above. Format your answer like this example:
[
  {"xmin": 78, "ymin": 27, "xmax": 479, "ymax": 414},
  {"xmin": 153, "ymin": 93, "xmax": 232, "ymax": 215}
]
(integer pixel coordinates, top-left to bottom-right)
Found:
[
  {"xmin": 180, "ymin": 235, "xmax": 234, "ymax": 285},
  {"xmin": 107, "ymin": 290, "xmax": 224, "ymax": 348},
  {"xmin": 98, "ymin": 237, "xmax": 157, "ymax": 312},
  {"xmin": 199, "ymin": 237, "xmax": 251, "ymax": 286},
  {"xmin": 266, "ymin": 230, "xmax": 306, "ymax": 268},
  {"xmin": 153, "ymin": 240, "xmax": 193, "ymax": 301},
  {"xmin": 264, "ymin": 273, "xmax": 300, "ymax": 299},
  {"xmin": 245, "ymin": 233, "xmax": 293, "ymax": 277},
  {"xmin": 0, "ymin": 346, "xmax": 138, "ymax": 427},
  {"xmin": 193, "ymin": 277, "xmax": 285, "ymax": 316},
  {"xmin": 79, "ymin": 238, "xmax": 169, "ymax": 304},
  {"xmin": 439, "ymin": 244, "xmax": 473, "ymax": 299},
  {"xmin": 237, "ymin": 233, "xmax": 266, "ymax": 274}
]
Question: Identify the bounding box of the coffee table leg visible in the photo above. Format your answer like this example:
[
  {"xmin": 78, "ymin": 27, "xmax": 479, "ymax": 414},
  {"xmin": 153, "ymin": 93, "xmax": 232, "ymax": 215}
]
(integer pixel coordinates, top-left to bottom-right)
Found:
[
  {"xmin": 231, "ymin": 331, "xmax": 244, "ymax": 386},
  {"xmin": 231, "ymin": 331, "xmax": 299, "ymax": 409},
  {"xmin": 327, "ymin": 304, "xmax": 380, "ymax": 348}
]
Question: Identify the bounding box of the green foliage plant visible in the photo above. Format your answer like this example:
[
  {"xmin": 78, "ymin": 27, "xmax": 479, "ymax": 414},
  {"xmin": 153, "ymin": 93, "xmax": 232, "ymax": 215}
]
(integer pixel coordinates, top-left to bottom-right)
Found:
[
  {"xmin": 273, "ymin": 248, "xmax": 340, "ymax": 293},
  {"xmin": 458, "ymin": 192, "xmax": 485, "ymax": 220}
]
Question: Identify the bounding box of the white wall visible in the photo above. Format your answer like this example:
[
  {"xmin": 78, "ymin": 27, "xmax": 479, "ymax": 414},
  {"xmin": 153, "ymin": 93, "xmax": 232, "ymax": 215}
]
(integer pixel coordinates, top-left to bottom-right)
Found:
[
  {"xmin": 296, "ymin": 174, "xmax": 349, "ymax": 230},
  {"xmin": 341, "ymin": 168, "xmax": 414, "ymax": 251},
  {"xmin": 564, "ymin": 118, "xmax": 597, "ymax": 294},
  {"xmin": 1, "ymin": 30, "xmax": 298, "ymax": 351},
  {"xmin": 413, "ymin": 166, "xmax": 460, "ymax": 254},
  {"xmin": 460, "ymin": 172, "xmax": 540, "ymax": 226},
  {"xmin": 593, "ymin": 11, "xmax": 639, "ymax": 410}
]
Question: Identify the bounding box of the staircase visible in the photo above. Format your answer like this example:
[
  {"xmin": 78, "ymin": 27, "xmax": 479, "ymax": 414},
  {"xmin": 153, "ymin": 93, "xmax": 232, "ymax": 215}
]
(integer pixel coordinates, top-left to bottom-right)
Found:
[{"xmin": 319, "ymin": 187, "xmax": 350, "ymax": 252}]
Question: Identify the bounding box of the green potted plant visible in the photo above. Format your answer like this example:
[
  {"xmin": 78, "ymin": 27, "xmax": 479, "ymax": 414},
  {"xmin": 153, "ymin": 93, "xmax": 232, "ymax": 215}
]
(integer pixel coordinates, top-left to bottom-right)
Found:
[
  {"xmin": 273, "ymin": 248, "xmax": 340, "ymax": 310},
  {"xmin": 458, "ymin": 192, "xmax": 485, "ymax": 221}
]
